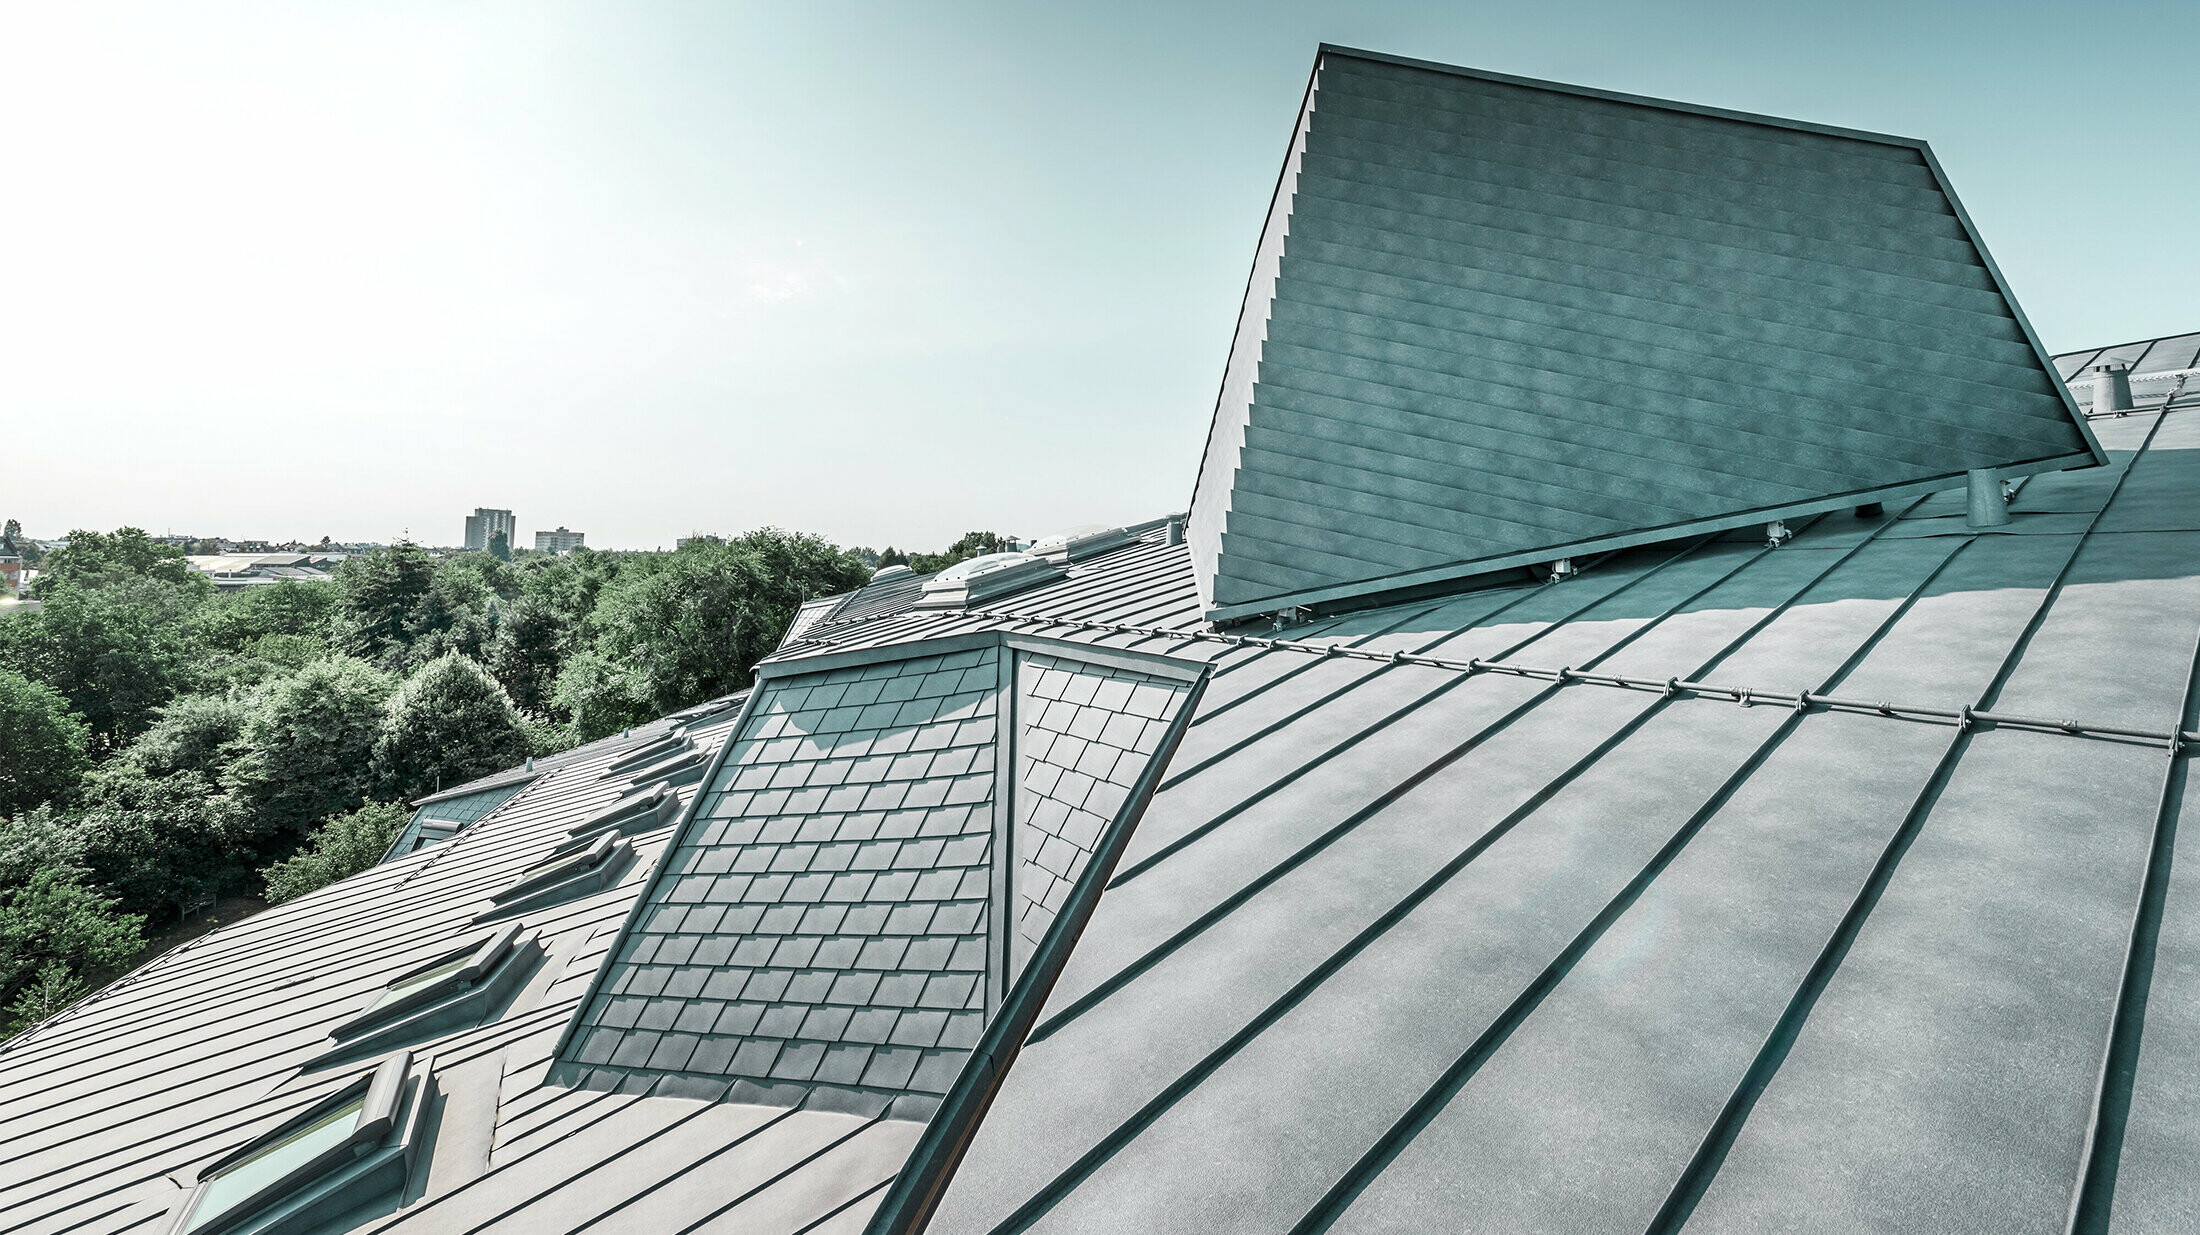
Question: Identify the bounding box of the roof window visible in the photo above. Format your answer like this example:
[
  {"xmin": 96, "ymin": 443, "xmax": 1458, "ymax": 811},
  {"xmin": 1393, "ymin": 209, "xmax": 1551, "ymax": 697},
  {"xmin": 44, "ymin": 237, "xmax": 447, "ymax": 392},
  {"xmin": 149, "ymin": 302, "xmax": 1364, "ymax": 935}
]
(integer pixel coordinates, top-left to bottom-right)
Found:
[
  {"xmin": 914, "ymin": 552, "xmax": 1064, "ymax": 610},
  {"xmin": 333, "ymin": 925, "xmax": 527, "ymax": 1039},
  {"xmin": 599, "ymin": 733, "xmax": 692, "ymax": 778},
  {"xmin": 165, "ymin": 1052, "xmax": 426, "ymax": 1235},
  {"xmin": 566, "ymin": 782, "xmax": 681, "ymax": 843},
  {"xmin": 475, "ymin": 834, "xmax": 635, "ymax": 923},
  {"xmin": 1027, "ymin": 524, "xmax": 1135, "ymax": 564},
  {"xmin": 618, "ymin": 743, "xmax": 710, "ymax": 788}
]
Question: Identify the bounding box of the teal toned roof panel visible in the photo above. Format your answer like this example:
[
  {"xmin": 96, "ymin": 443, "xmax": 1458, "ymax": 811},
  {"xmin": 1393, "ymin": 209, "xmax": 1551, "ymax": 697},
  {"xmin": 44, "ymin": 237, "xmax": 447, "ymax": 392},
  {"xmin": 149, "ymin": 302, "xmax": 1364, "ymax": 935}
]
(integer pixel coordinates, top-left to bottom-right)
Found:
[{"xmin": 1186, "ymin": 47, "xmax": 2101, "ymax": 621}]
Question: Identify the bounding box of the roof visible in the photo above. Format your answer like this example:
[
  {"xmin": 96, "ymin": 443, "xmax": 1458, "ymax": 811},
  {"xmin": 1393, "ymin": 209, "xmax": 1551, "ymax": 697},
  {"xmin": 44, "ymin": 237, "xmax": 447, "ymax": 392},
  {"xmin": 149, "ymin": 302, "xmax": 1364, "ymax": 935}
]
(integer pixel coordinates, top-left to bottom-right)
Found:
[
  {"xmin": 1186, "ymin": 47, "xmax": 2102, "ymax": 622},
  {"xmin": 5, "ymin": 361, "xmax": 2198, "ymax": 1231},
  {"xmin": 6, "ymin": 46, "xmax": 2200, "ymax": 1235}
]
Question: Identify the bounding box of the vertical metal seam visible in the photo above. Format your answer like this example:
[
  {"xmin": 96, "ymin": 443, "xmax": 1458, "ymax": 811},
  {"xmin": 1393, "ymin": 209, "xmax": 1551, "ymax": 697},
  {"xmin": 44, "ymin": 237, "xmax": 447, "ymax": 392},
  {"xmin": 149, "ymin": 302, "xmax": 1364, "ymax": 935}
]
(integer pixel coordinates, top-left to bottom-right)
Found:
[
  {"xmin": 1644, "ymin": 409, "xmax": 2172, "ymax": 1234},
  {"xmin": 1278, "ymin": 501, "xmax": 1945, "ymax": 1235}
]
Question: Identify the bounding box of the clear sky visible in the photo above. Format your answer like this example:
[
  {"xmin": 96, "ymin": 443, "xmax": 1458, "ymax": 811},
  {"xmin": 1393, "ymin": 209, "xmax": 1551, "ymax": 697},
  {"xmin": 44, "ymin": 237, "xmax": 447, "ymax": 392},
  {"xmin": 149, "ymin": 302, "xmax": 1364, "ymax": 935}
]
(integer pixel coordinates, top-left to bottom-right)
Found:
[{"xmin": 4, "ymin": 1, "xmax": 2191, "ymax": 550}]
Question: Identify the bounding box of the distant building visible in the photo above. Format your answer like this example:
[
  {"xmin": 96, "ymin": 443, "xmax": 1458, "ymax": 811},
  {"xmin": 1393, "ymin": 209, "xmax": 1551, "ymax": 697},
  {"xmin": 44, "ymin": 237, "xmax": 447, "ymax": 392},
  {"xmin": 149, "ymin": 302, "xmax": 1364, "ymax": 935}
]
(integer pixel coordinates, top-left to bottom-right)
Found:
[
  {"xmin": 535, "ymin": 527, "xmax": 586, "ymax": 554},
  {"xmin": 0, "ymin": 556, "xmax": 21, "ymax": 598},
  {"xmin": 184, "ymin": 553, "xmax": 340, "ymax": 592},
  {"xmin": 463, "ymin": 508, "xmax": 515, "ymax": 552},
  {"xmin": 676, "ymin": 533, "xmax": 724, "ymax": 550}
]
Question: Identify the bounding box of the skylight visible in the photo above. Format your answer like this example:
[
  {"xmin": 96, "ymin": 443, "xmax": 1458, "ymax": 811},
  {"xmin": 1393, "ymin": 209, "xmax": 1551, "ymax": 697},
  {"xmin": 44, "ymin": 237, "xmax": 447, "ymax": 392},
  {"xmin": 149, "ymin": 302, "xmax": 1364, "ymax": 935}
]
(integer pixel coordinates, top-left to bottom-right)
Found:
[
  {"xmin": 186, "ymin": 1097, "xmax": 362, "ymax": 1232},
  {"xmin": 475, "ymin": 835, "xmax": 635, "ymax": 923},
  {"xmin": 915, "ymin": 552, "xmax": 1064, "ymax": 610},
  {"xmin": 166, "ymin": 1052, "xmax": 422, "ymax": 1235},
  {"xmin": 1027, "ymin": 524, "xmax": 1134, "ymax": 564},
  {"xmin": 565, "ymin": 782, "xmax": 680, "ymax": 842},
  {"xmin": 325, "ymin": 925, "xmax": 533, "ymax": 1052}
]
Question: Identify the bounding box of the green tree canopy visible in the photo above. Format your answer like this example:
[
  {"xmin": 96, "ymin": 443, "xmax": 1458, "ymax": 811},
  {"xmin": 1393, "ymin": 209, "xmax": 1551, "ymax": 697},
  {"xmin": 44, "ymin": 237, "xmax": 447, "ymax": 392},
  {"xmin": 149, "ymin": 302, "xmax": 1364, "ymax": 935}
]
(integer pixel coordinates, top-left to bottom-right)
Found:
[
  {"xmin": 486, "ymin": 595, "xmax": 569, "ymax": 714},
  {"xmin": 112, "ymin": 692, "xmax": 250, "ymax": 780},
  {"xmin": 28, "ymin": 527, "xmax": 204, "ymax": 597},
  {"xmin": 553, "ymin": 528, "xmax": 870, "ymax": 741},
  {"xmin": 0, "ymin": 578, "xmax": 198, "ymax": 744},
  {"xmin": 332, "ymin": 540, "xmax": 436, "ymax": 668},
  {"xmin": 0, "ymin": 668, "xmax": 89, "ymax": 817},
  {"xmin": 0, "ymin": 866, "xmax": 142, "ymax": 1021},
  {"xmin": 68, "ymin": 768, "xmax": 246, "ymax": 918},
  {"xmin": 261, "ymin": 801, "xmax": 409, "ymax": 904},
  {"xmin": 223, "ymin": 656, "xmax": 395, "ymax": 850},
  {"xmin": 371, "ymin": 653, "xmax": 532, "ymax": 804},
  {"xmin": 193, "ymin": 578, "xmax": 338, "ymax": 653}
]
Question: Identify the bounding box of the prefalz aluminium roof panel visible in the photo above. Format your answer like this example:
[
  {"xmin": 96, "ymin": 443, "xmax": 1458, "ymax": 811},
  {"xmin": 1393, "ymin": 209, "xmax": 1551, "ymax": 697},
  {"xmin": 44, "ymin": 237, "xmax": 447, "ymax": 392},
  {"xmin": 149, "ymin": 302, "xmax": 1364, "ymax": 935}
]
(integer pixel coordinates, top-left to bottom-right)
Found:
[{"xmin": 1186, "ymin": 46, "xmax": 2103, "ymax": 622}]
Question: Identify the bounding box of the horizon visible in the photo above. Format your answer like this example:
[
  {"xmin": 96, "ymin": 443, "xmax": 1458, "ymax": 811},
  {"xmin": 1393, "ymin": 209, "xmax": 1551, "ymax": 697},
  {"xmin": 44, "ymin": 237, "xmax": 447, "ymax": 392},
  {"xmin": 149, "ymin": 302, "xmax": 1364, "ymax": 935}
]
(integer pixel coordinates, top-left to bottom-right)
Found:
[{"xmin": 7, "ymin": 1, "xmax": 2193, "ymax": 549}]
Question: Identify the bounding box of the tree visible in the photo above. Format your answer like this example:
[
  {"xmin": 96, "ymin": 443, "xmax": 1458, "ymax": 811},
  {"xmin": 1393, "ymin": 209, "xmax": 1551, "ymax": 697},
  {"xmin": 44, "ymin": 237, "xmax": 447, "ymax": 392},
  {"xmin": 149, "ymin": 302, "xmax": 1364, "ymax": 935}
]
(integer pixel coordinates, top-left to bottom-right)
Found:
[
  {"xmin": 399, "ymin": 567, "xmax": 494, "ymax": 669},
  {"xmin": 554, "ymin": 528, "xmax": 869, "ymax": 740},
  {"xmin": 261, "ymin": 801, "xmax": 409, "ymax": 904},
  {"xmin": 0, "ymin": 866, "xmax": 143, "ymax": 1020},
  {"xmin": 223, "ymin": 656, "xmax": 395, "ymax": 851},
  {"xmin": 488, "ymin": 529, "xmax": 511, "ymax": 561},
  {"xmin": 371, "ymin": 654, "xmax": 531, "ymax": 804},
  {"xmin": 193, "ymin": 579, "xmax": 338, "ymax": 653},
  {"xmin": 521, "ymin": 547, "xmax": 621, "ymax": 632},
  {"xmin": 0, "ymin": 579, "xmax": 195, "ymax": 746},
  {"xmin": 486, "ymin": 595, "xmax": 570, "ymax": 714},
  {"xmin": 0, "ymin": 668, "xmax": 89, "ymax": 817},
  {"xmin": 1, "ymin": 518, "xmax": 20, "ymax": 554},
  {"xmin": 332, "ymin": 541, "xmax": 436, "ymax": 668},
  {"xmin": 907, "ymin": 531, "xmax": 1015, "ymax": 574},
  {"xmin": 113, "ymin": 692, "xmax": 249, "ymax": 779},
  {"xmin": 27, "ymin": 527, "xmax": 204, "ymax": 597},
  {"xmin": 7, "ymin": 963, "xmax": 92, "ymax": 1033},
  {"xmin": 67, "ymin": 769, "xmax": 245, "ymax": 918},
  {"xmin": 548, "ymin": 648, "xmax": 652, "ymax": 741}
]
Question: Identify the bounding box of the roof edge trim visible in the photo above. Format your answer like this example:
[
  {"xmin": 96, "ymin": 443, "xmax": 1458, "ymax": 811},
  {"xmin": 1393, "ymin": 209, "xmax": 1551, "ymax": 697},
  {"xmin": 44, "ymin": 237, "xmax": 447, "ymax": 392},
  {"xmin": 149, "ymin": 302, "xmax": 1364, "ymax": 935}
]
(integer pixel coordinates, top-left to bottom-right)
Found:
[
  {"xmin": 1203, "ymin": 451, "xmax": 2096, "ymax": 622},
  {"xmin": 1316, "ymin": 44, "xmax": 1928, "ymax": 150},
  {"xmin": 1911, "ymin": 140, "xmax": 2107, "ymax": 468}
]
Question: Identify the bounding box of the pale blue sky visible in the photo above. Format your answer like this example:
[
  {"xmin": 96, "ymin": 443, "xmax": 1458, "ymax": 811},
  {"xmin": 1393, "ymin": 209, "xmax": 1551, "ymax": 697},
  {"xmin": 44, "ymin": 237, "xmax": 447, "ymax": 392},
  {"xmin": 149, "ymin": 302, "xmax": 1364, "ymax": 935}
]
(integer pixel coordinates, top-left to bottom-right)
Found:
[{"xmin": 5, "ymin": 1, "xmax": 2190, "ymax": 550}]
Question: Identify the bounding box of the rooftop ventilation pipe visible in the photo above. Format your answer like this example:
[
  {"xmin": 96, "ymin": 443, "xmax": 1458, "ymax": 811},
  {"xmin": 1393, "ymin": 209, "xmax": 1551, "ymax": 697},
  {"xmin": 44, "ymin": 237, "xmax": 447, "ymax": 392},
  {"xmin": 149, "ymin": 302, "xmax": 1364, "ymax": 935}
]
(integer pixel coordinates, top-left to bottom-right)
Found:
[
  {"xmin": 1967, "ymin": 468, "xmax": 2010, "ymax": 528},
  {"xmin": 2089, "ymin": 363, "xmax": 2133, "ymax": 415}
]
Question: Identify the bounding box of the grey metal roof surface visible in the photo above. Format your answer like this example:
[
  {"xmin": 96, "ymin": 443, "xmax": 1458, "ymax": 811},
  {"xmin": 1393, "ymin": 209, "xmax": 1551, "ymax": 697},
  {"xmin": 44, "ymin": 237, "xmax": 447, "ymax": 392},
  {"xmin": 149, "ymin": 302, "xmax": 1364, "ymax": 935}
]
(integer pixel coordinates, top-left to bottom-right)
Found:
[
  {"xmin": 848, "ymin": 404, "xmax": 2198, "ymax": 1233},
  {"xmin": 1186, "ymin": 47, "xmax": 2100, "ymax": 622},
  {"xmin": 6, "ymin": 403, "xmax": 2197, "ymax": 1232}
]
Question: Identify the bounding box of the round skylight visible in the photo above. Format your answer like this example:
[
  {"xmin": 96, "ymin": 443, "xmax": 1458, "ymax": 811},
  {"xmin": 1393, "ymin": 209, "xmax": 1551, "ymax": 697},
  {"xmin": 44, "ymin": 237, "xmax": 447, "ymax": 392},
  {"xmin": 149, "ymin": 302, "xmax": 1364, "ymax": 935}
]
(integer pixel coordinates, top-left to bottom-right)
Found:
[
  {"xmin": 934, "ymin": 552, "xmax": 1037, "ymax": 582},
  {"xmin": 872, "ymin": 564, "xmax": 914, "ymax": 580},
  {"xmin": 1028, "ymin": 524, "xmax": 1114, "ymax": 554}
]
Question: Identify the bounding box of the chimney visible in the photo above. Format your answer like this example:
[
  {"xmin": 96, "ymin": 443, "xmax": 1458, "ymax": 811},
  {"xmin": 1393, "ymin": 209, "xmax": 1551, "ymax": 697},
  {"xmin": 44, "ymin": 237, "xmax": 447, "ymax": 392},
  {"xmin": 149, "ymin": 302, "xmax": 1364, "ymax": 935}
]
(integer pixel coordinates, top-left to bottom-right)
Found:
[{"xmin": 2089, "ymin": 363, "xmax": 2133, "ymax": 415}]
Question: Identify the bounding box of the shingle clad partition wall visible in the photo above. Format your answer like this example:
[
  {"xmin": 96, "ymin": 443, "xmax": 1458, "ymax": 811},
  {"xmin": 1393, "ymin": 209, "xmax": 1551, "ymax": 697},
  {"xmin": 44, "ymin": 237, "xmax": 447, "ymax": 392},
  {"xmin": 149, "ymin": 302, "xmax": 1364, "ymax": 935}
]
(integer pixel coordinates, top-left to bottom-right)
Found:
[
  {"xmin": 1011, "ymin": 653, "xmax": 1195, "ymax": 971},
  {"xmin": 1187, "ymin": 46, "xmax": 2102, "ymax": 622},
  {"xmin": 557, "ymin": 636, "xmax": 1202, "ymax": 1120}
]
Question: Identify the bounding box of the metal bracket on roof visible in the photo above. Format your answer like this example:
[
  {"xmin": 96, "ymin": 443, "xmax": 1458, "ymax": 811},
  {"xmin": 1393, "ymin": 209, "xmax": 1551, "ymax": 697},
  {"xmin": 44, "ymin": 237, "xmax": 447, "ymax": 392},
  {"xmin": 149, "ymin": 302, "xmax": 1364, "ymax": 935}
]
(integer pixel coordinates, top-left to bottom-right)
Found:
[
  {"xmin": 1543, "ymin": 557, "xmax": 1575, "ymax": 584},
  {"xmin": 1764, "ymin": 521, "xmax": 1792, "ymax": 547}
]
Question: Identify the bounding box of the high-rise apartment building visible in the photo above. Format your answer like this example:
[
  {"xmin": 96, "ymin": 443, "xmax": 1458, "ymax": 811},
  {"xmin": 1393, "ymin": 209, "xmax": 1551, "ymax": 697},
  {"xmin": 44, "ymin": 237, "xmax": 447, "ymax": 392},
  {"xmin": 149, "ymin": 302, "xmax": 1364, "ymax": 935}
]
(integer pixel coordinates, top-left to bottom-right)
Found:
[
  {"xmin": 463, "ymin": 508, "xmax": 515, "ymax": 552},
  {"xmin": 534, "ymin": 527, "xmax": 586, "ymax": 554}
]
